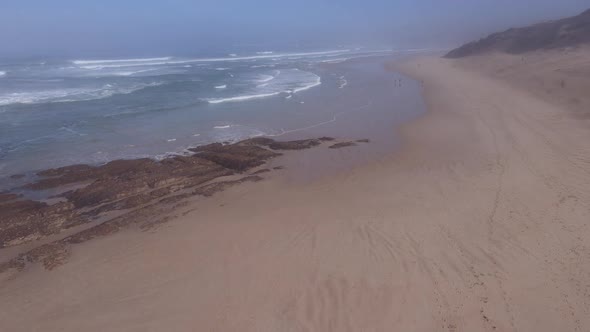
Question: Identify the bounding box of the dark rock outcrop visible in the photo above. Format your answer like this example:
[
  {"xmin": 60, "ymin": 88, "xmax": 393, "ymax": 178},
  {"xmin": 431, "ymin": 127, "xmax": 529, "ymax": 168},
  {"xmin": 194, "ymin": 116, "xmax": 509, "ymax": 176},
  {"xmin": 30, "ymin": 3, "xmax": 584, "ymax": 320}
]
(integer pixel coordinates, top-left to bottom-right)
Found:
[
  {"xmin": 237, "ymin": 137, "xmax": 333, "ymax": 151},
  {"xmin": 0, "ymin": 192, "xmax": 20, "ymax": 203},
  {"xmin": 329, "ymin": 142, "xmax": 357, "ymax": 149},
  {"xmin": 190, "ymin": 142, "xmax": 280, "ymax": 171},
  {"xmin": 0, "ymin": 137, "xmax": 328, "ymax": 256},
  {"xmin": 0, "ymin": 199, "xmax": 82, "ymax": 248}
]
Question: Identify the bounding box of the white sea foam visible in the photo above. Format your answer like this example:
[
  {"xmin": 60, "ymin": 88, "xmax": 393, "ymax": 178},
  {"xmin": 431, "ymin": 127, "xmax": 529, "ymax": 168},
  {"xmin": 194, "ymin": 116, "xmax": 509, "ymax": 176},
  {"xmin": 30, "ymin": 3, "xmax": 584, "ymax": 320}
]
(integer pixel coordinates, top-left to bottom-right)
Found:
[
  {"xmin": 73, "ymin": 49, "xmax": 407, "ymax": 71},
  {"xmin": 338, "ymin": 76, "xmax": 348, "ymax": 89},
  {"xmin": 215, "ymin": 85, "xmax": 227, "ymax": 89},
  {"xmin": 256, "ymin": 70, "xmax": 280, "ymax": 85},
  {"xmin": 257, "ymin": 74, "xmax": 275, "ymax": 83},
  {"xmin": 208, "ymin": 92, "xmax": 282, "ymax": 104},
  {"xmin": 256, "ymin": 51, "xmax": 274, "ymax": 55},
  {"xmin": 111, "ymin": 68, "xmax": 159, "ymax": 76},
  {"xmin": 0, "ymin": 82, "xmax": 163, "ymax": 106},
  {"xmin": 58, "ymin": 126, "xmax": 87, "ymax": 136},
  {"xmin": 292, "ymin": 73, "xmax": 322, "ymax": 93},
  {"xmin": 229, "ymin": 54, "xmax": 238, "ymax": 57},
  {"xmin": 0, "ymin": 71, "xmax": 6, "ymax": 77},
  {"xmin": 215, "ymin": 68, "xmax": 229, "ymax": 71},
  {"xmin": 167, "ymin": 138, "xmax": 177, "ymax": 142},
  {"xmin": 214, "ymin": 125, "xmax": 232, "ymax": 129},
  {"xmin": 208, "ymin": 69, "xmax": 320, "ymax": 104},
  {"xmin": 321, "ymin": 58, "xmax": 350, "ymax": 64},
  {"xmin": 78, "ymin": 62, "xmax": 173, "ymax": 70},
  {"xmin": 251, "ymin": 64, "xmax": 275, "ymax": 68},
  {"xmin": 73, "ymin": 57, "xmax": 172, "ymax": 65},
  {"xmin": 74, "ymin": 50, "xmax": 351, "ymax": 69}
]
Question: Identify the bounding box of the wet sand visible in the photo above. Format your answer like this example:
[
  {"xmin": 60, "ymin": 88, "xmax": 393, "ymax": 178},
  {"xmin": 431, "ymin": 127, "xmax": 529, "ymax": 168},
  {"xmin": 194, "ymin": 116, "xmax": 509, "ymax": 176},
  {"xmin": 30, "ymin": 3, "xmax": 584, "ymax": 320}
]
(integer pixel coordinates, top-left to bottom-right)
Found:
[{"xmin": 2, "ymin": 52, "xmax": 590, "ymax": 331}]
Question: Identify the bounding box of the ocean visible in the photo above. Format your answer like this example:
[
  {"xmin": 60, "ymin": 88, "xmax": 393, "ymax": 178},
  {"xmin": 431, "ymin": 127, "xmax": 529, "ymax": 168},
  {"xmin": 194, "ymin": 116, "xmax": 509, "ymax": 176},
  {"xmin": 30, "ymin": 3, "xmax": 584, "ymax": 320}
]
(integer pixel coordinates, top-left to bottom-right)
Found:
[{"xmin": 0, "ymin": 48, "xmax": 427, "ymax": 189}]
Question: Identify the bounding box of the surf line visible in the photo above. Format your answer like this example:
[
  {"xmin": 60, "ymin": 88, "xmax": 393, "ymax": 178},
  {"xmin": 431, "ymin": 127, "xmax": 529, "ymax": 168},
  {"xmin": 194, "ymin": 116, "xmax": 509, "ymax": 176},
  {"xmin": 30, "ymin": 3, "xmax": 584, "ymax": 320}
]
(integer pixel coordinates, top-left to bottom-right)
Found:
[{"xmin": 267, "ymin": 100, "xmax": 373, "ymax": 137}]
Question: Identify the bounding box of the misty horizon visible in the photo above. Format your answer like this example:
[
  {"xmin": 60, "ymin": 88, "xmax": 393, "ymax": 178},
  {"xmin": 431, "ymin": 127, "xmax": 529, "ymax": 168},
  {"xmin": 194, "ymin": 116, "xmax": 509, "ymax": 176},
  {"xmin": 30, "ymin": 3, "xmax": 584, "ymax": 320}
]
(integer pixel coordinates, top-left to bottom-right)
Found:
[{"xmin": 1, "ymin": 0, "xmax": 590, "ymax": 59}]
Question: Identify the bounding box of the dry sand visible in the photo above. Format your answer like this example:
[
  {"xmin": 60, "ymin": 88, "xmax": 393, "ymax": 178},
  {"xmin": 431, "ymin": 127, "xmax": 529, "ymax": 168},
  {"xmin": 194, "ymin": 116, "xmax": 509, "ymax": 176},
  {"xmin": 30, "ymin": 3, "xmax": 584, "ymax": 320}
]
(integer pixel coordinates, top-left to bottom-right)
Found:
[
  {"xmin": 455, "ymin": 47, "xmax": 590, "ymax": 117},
  {"xmin": 1, "ymin": 52, "xmax": 590, "ymax": 331}
]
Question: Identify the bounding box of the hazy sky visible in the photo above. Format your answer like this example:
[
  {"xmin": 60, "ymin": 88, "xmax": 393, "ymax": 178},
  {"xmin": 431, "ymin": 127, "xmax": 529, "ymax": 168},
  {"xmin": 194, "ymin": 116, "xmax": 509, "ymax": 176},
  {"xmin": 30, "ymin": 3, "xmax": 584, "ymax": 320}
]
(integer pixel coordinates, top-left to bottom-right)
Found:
[{"xmin": 1, "ymin": 0, "xmax": 590, "ymax": 57}]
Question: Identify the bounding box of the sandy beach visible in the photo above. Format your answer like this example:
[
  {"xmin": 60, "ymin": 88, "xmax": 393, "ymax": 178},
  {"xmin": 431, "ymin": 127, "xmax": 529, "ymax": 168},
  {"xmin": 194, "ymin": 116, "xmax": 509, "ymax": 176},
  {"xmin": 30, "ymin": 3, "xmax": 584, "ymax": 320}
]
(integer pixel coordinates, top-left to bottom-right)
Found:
[{"xmin": 1, "ymin": 51, "xmax": 590, "ymax": 331}]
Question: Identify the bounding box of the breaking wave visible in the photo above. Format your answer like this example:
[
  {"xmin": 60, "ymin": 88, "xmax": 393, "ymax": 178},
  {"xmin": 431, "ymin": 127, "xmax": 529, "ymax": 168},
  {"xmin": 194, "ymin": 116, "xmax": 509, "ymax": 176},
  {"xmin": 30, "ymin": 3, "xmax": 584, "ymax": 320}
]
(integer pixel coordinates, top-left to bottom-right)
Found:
[
  {"xmin": 72, "ymin": 50, "xmax": 351, "ymax": 69},
  {"xmin": 0, "ymin": 82, "xmax": 163, "ymax": 106},
  {"xmin": 207, "ymin": 69, "xmax": 321, "ymax": 104},
  {"xmin": 72, "ymin": 57, "xmax": 172, "ymax": 65}
]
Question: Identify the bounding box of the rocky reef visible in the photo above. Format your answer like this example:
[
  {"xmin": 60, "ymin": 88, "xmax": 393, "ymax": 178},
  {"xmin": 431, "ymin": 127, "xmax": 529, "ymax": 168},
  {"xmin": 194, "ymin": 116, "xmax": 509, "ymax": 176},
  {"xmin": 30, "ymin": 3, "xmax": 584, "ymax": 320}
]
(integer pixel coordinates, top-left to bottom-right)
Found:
[{"xmin": 0, "ymin": 137, "xmax": 339, "ymax": 272}]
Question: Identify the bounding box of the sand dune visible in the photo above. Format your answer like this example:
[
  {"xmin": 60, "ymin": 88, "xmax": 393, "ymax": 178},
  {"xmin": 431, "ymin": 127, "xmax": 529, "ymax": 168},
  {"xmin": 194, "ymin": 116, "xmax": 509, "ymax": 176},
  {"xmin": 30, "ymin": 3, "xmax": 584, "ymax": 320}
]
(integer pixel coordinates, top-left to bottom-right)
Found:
[
  {"xmin": 1, "ymin": 53, "xmax": 590, "ymax": 331},
  {"xmin": 445, "ymin": 8, "xmax": 590, "ymax": 57},
  {"xmin": 452, "ymin": 47, "xmax": 590, "ymax": 117}
]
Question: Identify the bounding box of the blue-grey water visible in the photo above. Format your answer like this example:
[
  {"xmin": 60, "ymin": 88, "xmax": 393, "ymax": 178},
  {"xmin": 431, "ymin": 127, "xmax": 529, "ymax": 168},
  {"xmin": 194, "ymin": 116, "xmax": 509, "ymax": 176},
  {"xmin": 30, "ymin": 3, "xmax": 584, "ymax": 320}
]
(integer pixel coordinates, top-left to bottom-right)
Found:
[{"xmin": 0, "ymin": 48, "xmax": 427, "ymax": 190}]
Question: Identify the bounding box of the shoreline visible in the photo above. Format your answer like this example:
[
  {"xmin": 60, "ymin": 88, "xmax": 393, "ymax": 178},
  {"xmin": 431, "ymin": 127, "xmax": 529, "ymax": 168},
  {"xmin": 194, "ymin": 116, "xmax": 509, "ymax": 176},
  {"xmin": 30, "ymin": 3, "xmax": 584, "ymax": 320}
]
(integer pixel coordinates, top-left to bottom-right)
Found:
[
  {"xmin": 2, "ymin": 52, "xmax": 590, "ymax": 331},
  {"xmin": 0, "ymin": 53, "xmax": 423, "ymax": 182},
  {"xmin": 0, "ymin": 57, "xmax": 426, "ymax": 264},
  {"xmin": 0, "ymin": 136, "xmax": 373, "ymax": 267}
]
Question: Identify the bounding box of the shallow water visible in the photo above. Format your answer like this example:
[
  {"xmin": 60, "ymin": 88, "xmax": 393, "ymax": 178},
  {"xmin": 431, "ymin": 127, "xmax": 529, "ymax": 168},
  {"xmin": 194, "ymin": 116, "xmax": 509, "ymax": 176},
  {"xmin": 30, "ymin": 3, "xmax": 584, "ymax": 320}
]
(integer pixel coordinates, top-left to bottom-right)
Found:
[{"xmin": 0, "ymin": 49, "xmax": 426, "ymax": 190}]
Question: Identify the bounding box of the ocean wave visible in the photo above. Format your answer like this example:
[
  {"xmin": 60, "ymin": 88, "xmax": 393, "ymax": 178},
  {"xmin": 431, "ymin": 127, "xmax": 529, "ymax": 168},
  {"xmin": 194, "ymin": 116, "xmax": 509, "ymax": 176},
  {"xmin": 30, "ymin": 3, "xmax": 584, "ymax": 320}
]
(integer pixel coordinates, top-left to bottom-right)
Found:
[
  {"xmin": 111, "ymin": 68, "xmax": 160, "ymax": 76},
  {"xmin": 256, "ymin": 74, "xmax": 275, "ymax": 83},
  {"xmin": 214, "ymin": 125, "xmax": 232, "ymax": 129},
  {"xmin": 73, "ymin": 50, "xmax": 350, "ymax": 69},
  {"xmin": 72, "ymin": 57, "xmax": 172, "ymax": 65},
  {"xmin": 251, "ymin": 64, "xmax": 275, "ymax": 68},
  {"xmin": 0, "ymin": 71, "xmax": 6, "ymax": 77},
  {"xmin": 207, "ymin": 92, "xmax": 282, "ymax": 104},
  {"xmin": 291, "ymin": 73, "xmax": 321, "ymax": 93},
  {"xmin": 0, "ymin": 82, "xmax": 164, "ymax": 106},
  {"xmin": 208, "ymin": 69, "xmax": 321, "ymax": 104},
  {"xmin": 320, "ymin": 58, "xmax": 350, "ymax": 64},
  {"xmin": 71, "ymin": 49, "xmax": 409, "ymax": 71},
  {"xmin": 256, "ymin": 70, "xmax": 281, "ymax": 84},
  {"xmin": 215, "ymin": 85, "xmax": 227, "ymax": 89}
]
